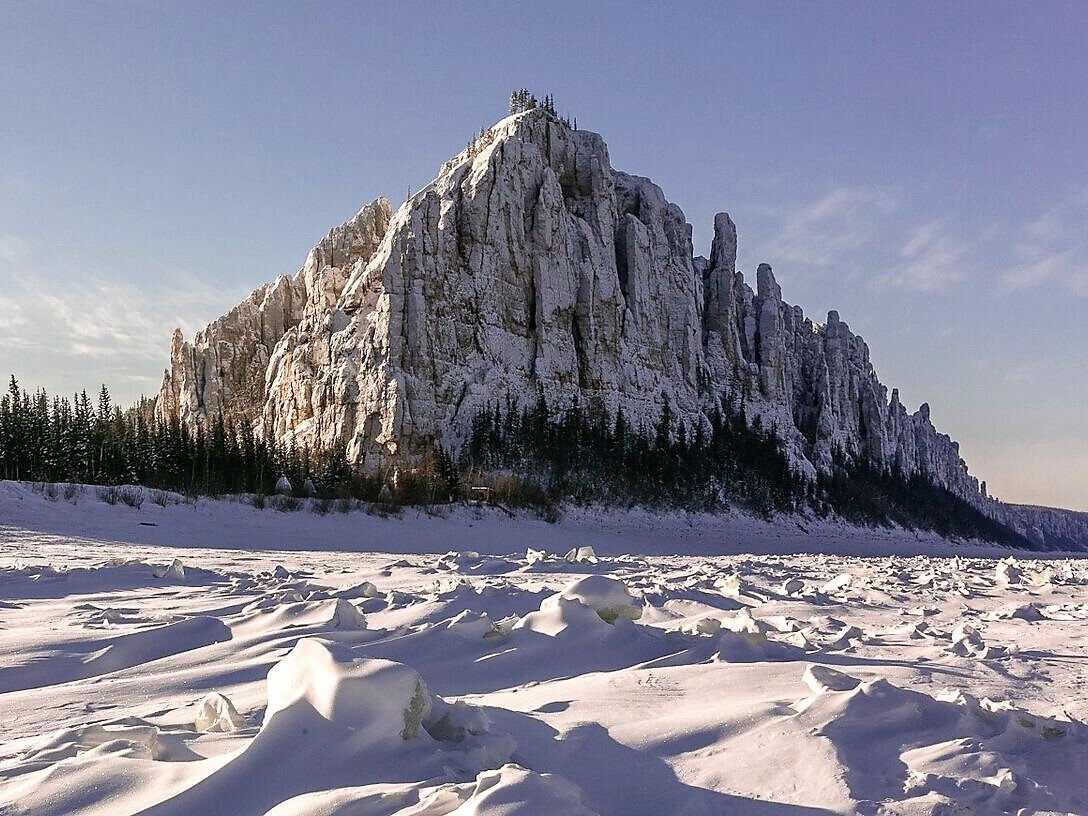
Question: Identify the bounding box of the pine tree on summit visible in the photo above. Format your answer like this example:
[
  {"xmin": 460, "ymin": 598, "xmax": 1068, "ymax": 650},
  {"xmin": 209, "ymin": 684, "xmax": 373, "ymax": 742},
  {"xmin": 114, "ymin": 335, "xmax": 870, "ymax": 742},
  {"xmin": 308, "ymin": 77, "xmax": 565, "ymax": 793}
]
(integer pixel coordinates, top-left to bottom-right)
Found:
[{"xmin": 508, "ymin": 88, "xmax": 538, "ymax": 115}]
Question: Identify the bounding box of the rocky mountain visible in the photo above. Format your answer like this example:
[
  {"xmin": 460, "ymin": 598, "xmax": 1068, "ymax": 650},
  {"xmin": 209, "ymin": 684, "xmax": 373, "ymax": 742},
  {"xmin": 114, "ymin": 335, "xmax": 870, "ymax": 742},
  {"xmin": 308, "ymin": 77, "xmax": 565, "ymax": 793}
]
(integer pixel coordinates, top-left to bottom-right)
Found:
[{"xmin": 156, "ymin": 106, "xmax": 1069, "ymax": 535}]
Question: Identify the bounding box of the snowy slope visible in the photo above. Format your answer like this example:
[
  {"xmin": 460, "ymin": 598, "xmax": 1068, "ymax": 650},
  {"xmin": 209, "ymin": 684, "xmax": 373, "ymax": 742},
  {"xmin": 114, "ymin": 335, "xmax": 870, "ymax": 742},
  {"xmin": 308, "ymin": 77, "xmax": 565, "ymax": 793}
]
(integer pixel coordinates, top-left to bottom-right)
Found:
[{"xmin": 2, "ymin": 482, "xmax": 1087, "ymax": 815}]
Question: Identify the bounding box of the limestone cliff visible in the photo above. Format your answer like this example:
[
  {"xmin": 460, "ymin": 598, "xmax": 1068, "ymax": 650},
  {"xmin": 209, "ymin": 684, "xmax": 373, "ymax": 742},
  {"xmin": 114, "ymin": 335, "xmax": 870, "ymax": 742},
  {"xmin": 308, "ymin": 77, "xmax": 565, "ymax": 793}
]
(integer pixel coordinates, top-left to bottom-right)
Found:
[
  {"xmin": 155, "ymin": 109, "xmax": 986, "ymax": 509},
  {"xmin": 155, "ymin": 198, "xmax": 391, "ymax": 428},
  {"xmin": 990, "ymin": 503, "xmax": 1088, "ymax": 551}
]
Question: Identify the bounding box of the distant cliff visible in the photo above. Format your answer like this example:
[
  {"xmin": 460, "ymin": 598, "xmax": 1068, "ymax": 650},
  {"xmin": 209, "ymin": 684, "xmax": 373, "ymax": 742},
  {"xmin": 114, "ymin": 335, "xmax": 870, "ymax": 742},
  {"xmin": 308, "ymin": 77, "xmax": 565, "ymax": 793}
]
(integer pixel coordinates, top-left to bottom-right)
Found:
[{"xmin": 990, "ymin": 503, "xmax": 1088, "ymax": 551}]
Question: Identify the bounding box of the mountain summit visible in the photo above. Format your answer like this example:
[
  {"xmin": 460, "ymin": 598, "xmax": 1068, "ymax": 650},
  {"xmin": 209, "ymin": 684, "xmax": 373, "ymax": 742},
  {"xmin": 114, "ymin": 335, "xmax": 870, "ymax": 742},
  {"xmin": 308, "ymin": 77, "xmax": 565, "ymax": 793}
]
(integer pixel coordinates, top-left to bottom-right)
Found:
[{"xmin": 154, "ymin": 104, "xmax": 1085, "ymax": 549}]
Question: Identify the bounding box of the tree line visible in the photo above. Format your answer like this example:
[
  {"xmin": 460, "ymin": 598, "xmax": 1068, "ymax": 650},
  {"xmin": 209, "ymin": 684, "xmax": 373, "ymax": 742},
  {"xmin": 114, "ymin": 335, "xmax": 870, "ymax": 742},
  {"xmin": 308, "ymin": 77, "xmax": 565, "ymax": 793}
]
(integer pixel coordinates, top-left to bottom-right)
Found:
[
  {"xmin": 0, "ymin": 373, "xmax": 801, "ymax": 514},
  {"xmin": 459, "ymin": 390, "xmax": 802, "ymax": 515},
  {"xmin": 0, "ymin": 373, "xmax": 1033, "ymax": 546},
  {"xmin": 0, "ymin": 376, "xmax": 329, "ymax": 497}
]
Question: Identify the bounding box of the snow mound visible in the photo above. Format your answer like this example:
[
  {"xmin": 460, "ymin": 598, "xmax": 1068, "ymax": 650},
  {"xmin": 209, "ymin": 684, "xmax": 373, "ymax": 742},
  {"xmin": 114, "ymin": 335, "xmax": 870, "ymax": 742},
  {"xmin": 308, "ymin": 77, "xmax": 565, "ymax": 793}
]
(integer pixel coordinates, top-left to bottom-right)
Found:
[
  {"xmin": 260, "ymin": 782, "xmax": 441, "ymax": 816},
  {"xmin": 152, "ymin": 557, "xmax": 187, "ymax": 580},
  {"xmin": 329, "ymin": 598, "xmax": 367, "ymax": 630},
  {"xmin": 446, "ymin": 764, "xmax": 598, "ymax": 815},
  {"xmin": 802, "ymin": 664, "xmax": 862, "ymax": 693},
  {"xmin": 720, "ymin": 607, "xmax": 773, "ymax": 635},
  {"xmin": 821, "ymin": 572, "xmax": 855, "ymax": 594},
  {"xmin": 995, "ymin": 558, "xmax": 1023, "ymax": 586},
  {"xmin": 714, "ymin": 628, "xmax": 802, "ymax": 662},
  {"xmin": 984, "ymin": 602, "xmax": 1044, "ymax": 622},
  {"xmin": 0, "ymin": 615, "xmax": 232, "ymax": 693},
  {"xmin": 539, "ymin": 575, "xmax": 640, "ymax": 623},
  {"xmin": 524, "ymin": 547, "xmax": 546, "ymax": 566},
  {"xmin": 334, "ymin": 580, "xmax": 381, "ymax": 599},
  {"xmin": 437, "ymin": 551, "xmax": 520, "ymax": 575},
  {"xmin": 679, "ymin": 616, "xmax": 723, "ymax": 636},
  {"xmin": 265, "ymin": 639, "xmax": 431, "ymax": 741},
  {"xmin": 515, "ymin": 596, "xmax": 614, "ymax": 638},
  {"xmin": 711, "ymin": 609, "xmax": 802, "ymax": 661},
  {"xmin": 72, "ymin": 603, "xmax": 148, "ymax": 628},
  {"xmin": 799, "ymin": 615, "xmax": 864, "ymax": 652},
  {"xmin": 139, "ymin": 642, "xmax": 518, "ymax": 814},
  {"xmin": 22, "ymin": 720, "xmax": 163, "ymax": 765},
  {"xmin": 795, "ymin": 673, "xmax": 1088, "ymax": 813},
  {"xmin": 563, "ymin": 546, "xmax": 598, "ymax": 564},
  {"xmin": 194, "ymin": 692, "xmax": 247, "ymax": 732},
  {"xmin": 713, "ymin": 572, "xmax": 756, "ymax": 599},
  {"xmin": 443, "ymin": 610, "xmax": 510, "ymax": 641},
  {"xmin": 261, "ymin": 765, "xmax": 595, "ymax": 816},
  {"xmin": 781, "ymin": 576, "xmax": 805, "ymax": 596},
  {"xmin": 950, "ymin": 623, "xmax": 1009, "ymax": 659}
]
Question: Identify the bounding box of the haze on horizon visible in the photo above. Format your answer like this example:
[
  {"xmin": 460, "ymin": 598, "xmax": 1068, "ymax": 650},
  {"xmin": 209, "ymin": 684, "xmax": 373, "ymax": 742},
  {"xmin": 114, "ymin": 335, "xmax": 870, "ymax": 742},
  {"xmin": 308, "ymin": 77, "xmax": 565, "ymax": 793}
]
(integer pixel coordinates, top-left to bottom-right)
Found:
[{"xmin": 1, "ymin": 2, "xmax": 1085, "ymax": 511}]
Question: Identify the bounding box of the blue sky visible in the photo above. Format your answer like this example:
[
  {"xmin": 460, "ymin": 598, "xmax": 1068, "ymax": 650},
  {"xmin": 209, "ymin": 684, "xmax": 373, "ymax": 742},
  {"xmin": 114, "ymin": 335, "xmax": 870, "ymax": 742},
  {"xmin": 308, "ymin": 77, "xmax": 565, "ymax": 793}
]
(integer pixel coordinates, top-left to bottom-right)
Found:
[{"xmin": 1, "ymin": 1, "xmax": 1085, "ymax": 510}]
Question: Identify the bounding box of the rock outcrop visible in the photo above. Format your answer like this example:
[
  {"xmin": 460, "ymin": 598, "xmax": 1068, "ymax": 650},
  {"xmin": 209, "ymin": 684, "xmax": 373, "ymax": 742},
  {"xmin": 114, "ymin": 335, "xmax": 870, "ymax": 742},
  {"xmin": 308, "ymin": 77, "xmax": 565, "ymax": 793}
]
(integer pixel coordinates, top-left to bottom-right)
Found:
[
  {"xmin": 990, "ymin": 503, "xmax": 1088, "ymax": 551},
  {"xmin": 155, "ymin": 109, "xmax": 986, "ymax": 508},
  {"xmin": 155, "ymin": 199, "xmax": 392, "ymax": 429}
]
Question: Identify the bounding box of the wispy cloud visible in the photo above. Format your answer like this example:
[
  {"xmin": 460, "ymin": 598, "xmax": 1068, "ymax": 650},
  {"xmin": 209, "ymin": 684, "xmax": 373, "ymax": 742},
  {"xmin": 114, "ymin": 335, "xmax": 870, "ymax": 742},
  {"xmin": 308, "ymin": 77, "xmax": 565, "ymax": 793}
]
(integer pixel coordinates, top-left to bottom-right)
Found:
[
  {"xmin": 999, "ymin": 192, "xmax": 1088, "ymax": 297},
  {"xmin": 1003, "ymin": 366, "xmax": 1035, "ymax": 384},
  {"xmin": 0, "ymin": 238, "xmax": 247, "ymax": 400},
  {"xmin": 0, "ymin": 234, "xmax": 27, "ymax": 265},
  {"xmin": 750, "ymin": 187, "xmax": 1088, "ymax": 299},
  {"xmin": 754, "ymin": 188, "xmax": 977, "ymax": 295},
  {"xmin": 767, "ymin": 186, "xmax": 896, "ymax": 268},
  {"xmin": 0, "ymin": 293, "xmax": 29, "ymax": 332},
  {"xmin": 874, "ymin": 219, "xmax": 970, "ymax": 293},
  {"xmin": 2, "ymin": 271, "xmax": 237, "ymax": 362}
]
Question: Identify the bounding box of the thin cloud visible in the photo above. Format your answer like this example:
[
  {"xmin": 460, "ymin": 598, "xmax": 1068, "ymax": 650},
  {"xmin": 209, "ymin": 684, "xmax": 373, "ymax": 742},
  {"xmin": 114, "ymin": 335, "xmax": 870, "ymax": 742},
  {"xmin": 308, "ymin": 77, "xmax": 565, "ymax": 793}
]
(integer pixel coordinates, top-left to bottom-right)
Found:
[
  {"xmin": 0, "ymin": 236, "xmax": 248, "ymax": 401},
  {"xmin": 999, "ymin": 193, "xmax": 1088, "ymax": 297},
  {"xmin": 745, "ymin": 188, "xmax": 977, "ymax": 294},
  {"xmin": 0, "ymin": 293, "xmax": 28, "ymax": 332},
  {"xmin": 874, "ymin": 219, "xmax": 969, "ymax": 293},
  {"xmin": 768, "ymin": 186, "xmax": 896, "ymax": 268},
  {"xmin": 8, "ymin": 272, "xmax": 240, "ymax": 362},
  {"xmin": 1004, "ymin": 366, "xmax": 1034, "ymax": 384},
  {"xmin": 0, "ymin": 234, "xmax": 27, "ymax": 264}
]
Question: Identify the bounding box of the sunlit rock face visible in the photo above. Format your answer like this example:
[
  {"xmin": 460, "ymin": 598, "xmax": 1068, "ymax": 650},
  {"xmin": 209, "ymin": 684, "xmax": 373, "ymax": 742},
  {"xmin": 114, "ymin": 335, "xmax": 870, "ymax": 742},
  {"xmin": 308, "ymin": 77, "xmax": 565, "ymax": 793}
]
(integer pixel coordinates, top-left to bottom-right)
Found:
[
  {"xmin": 155, "ymin": 108, "xmax": 984, "ymax": 505},
  {"xmin": 290, "ymin": 111, "xmax": 709, "ymax": 464},
  {"xmin": 155, "ymin": 198, "xmax": 392, "ymax": 432}
]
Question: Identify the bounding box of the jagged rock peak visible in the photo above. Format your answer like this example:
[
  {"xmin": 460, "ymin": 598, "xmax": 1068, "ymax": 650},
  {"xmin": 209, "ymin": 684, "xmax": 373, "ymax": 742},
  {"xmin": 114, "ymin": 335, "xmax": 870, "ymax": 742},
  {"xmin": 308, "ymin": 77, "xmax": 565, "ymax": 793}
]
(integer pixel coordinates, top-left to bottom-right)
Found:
[
  {"xmin": 256, "ymin": 106, "xmax": 706, "ymax": 462},
  {"xmin": 154, "ymin": 198, "xmax": 392, "ymax": 428},
  {"xmin": 708, "ymin": 213, "xmax": 738, "ymax": 272},
  {"xmin": 756, "ymin": 263, "xmax": 782, "ymax": 301},
  {"xmin": 154, "ymin": 104, "xmax": 989, "ymax": 513}
]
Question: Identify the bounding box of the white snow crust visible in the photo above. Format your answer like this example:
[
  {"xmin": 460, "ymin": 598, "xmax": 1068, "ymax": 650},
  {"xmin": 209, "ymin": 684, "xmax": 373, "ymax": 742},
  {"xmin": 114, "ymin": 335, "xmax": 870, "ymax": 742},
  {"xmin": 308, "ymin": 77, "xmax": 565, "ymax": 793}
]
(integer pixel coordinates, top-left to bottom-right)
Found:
[{"xmin": 1, "ymin": 479, "xmax": 1087, "ymax": 815}]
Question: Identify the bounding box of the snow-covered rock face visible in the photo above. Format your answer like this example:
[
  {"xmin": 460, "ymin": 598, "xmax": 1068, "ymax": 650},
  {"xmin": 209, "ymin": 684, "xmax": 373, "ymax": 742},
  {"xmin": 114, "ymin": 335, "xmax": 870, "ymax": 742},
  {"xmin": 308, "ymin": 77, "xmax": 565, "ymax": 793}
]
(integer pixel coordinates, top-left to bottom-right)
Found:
[
  {"xmin": 700, "ymin": 215, "xmax": 982, "ymax": 498},
  {"xmin": 155, "ymin": 108, "xmax": 989, "ymax": 506},
  {"xmin": 155, "ymin": 198, "xmax": 392, "ymax": 430},
  {"xmin": 990, "ymin": 502, "xmax": 1088, "ymax": 550},
  {"xmin": 255, "ymin": 110, "xmax": 707, "ymax": 463}
]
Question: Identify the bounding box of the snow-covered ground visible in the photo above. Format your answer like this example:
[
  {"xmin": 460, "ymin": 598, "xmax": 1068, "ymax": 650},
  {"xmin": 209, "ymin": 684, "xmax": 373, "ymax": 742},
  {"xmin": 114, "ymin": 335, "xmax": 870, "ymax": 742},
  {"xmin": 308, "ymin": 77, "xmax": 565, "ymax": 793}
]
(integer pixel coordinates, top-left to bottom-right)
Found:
[{"xmin": 1, "ymin": 481, "xmax": 1087, "ymax": 815}]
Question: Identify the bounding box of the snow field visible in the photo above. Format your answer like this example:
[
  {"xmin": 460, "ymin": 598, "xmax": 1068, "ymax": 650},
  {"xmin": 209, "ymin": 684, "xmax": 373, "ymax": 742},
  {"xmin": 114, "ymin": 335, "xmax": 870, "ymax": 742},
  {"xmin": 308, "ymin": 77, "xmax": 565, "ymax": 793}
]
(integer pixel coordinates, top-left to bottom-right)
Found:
[{"xmin": 1, "ymin": 482, "xmax": 1087, "ymax": 814}]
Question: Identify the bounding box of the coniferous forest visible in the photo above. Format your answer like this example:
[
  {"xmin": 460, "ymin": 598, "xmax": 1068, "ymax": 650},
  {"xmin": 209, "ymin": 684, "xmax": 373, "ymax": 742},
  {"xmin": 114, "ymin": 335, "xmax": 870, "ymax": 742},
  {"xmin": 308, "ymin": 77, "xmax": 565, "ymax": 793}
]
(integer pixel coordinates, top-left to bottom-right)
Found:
[
  {"xmin": 0, "ymin": 374, "xmax": 1030, "ymax": 546},
  {"xmin": 0, "ymin": 376, "xmax": 333, "ymax": 498},
  {"xmin": 459, "ymin": 391, "xmax": 801, "ymax": 516}
]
